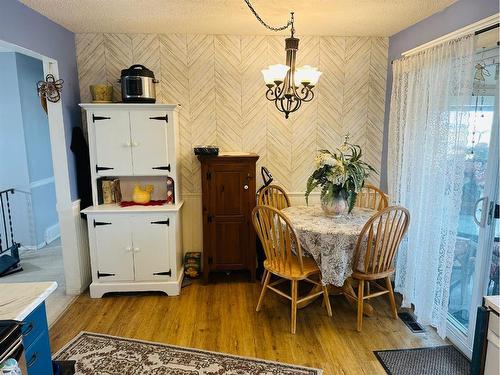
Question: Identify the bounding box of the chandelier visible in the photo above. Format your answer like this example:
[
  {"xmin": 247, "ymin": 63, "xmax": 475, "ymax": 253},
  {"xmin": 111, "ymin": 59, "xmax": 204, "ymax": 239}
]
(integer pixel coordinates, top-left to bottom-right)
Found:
[{"xmin": 244, "ymin": 0, "xmax": 322, "ymax": 119}]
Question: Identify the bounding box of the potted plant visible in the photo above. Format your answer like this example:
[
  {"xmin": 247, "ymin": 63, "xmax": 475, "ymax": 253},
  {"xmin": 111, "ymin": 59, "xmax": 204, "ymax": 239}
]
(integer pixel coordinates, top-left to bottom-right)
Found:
[{"xmin": 305, "ymin": 139, "xmax": 377, "ymax": 216}]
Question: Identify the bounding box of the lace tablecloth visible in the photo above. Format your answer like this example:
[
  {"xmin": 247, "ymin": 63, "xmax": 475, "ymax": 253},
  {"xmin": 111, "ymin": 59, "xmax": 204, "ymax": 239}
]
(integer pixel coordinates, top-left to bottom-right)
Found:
[{"xmin": 282, "ymin": 205, "xmax": 375, "ymax": 286}]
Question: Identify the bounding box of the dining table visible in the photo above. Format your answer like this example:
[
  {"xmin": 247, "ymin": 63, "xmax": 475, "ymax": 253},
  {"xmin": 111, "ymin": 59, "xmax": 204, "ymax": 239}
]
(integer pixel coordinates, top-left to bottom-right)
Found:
[{"xmin": 281, "ymin": 205, "xmax": 377, "ymax": 315}]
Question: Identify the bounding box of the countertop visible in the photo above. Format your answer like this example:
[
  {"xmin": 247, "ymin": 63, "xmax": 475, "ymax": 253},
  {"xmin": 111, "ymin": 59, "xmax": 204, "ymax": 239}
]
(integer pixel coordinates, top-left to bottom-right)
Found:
[
  {"xmin": 484, "ymin": 295, "xmax": 500, "ymax": 314},
  {"xmin": 0, "ymin": 281, "xmax": 57, "ymax": 321}
]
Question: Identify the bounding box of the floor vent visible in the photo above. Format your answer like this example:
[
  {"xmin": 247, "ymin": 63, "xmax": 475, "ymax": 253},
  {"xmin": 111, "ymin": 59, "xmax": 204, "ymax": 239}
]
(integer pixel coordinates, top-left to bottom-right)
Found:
[{"xmin": 398, "ymin": 312, "xmax": 426, "ymax": 333}]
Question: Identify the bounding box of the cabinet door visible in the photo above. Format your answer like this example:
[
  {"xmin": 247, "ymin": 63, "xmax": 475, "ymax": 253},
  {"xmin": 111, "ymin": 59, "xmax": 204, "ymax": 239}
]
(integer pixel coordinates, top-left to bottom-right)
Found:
[
  {"xmin": 92, "ymin": 110, "xmax": 133, "ymax": 176},
  {"xmin": 208, "ymin": 164, "xmax": 251, "ymax": 268},
  {"xmin": 93, "ymin": 215, "xmax": 134, "ymax": 281},
  {"xmin": 131, "ymin": 214, "xmax": 171, "ymax": 281},
  {"xmin": 129, "ymin": 111, "xmax": 170, "ymax": 176}
]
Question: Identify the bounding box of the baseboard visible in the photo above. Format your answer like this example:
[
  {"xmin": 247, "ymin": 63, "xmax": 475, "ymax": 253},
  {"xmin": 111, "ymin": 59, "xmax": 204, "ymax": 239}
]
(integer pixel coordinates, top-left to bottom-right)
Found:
[{"xmin": 45, "ymin": 222, "xmax": 60, "ymax": 244}]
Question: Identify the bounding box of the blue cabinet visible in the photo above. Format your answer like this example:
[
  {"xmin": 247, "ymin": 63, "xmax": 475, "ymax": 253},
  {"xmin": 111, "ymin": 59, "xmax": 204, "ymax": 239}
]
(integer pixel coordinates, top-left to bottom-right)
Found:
[{"xmin": 22, "ymin": 302, "xmax": 53, "ymax": 375}]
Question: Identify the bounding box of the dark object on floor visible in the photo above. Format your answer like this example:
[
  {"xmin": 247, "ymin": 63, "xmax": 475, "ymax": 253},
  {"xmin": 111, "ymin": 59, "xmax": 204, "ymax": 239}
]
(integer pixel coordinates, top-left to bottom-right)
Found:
[
  {"xmin": 374, "ymin": 345, "xmax": 470, "ymax": 375},
  {"xmin": 70, "ymin": 126, "xmax": 92, "ymax": 211},
  {"xmin": 193, "ymin": 145, "xmax": 219, "ymax": 156},
  {"xmin": 0, "ymin": 188, "xmax": 22, "ymax": 277},
  {"xmin": 398, "ymin": 311, "xmax": 425, "ymax": 333},
  {"xmin": 53, "ymin": 360, "xmax": 76, "ymax": 375}
]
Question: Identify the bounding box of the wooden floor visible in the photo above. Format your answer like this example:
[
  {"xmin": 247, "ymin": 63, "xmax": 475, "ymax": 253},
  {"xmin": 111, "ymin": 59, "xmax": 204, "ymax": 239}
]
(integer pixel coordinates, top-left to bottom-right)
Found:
[{"xmin": 50, "ymin": 273, "xmax": 445, "ymax": 375}]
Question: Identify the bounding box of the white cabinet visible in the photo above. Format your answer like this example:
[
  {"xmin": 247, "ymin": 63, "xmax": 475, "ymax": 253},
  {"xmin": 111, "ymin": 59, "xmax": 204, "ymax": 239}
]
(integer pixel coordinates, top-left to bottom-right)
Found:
[
  {"xmin": 92, "ymin": 110, "xmax": 133, "ymax": 176},
  {"xmin": 85, "ymin": 207, "xmax": 183, "ymax": 298},
  {"xmin": 86, "ymin": 106, "xmax": 178, "ymax": 179},
  {"xmin": 129, "ymin": 111, "xmax": 171, "ymax": 176},
  {"xmin": 80, "ymin": 103, "xmax": 183, "ymax": 298},
  {"xmin": 93, "ymin": 215, "xmax": 134, "ymax": 281}
]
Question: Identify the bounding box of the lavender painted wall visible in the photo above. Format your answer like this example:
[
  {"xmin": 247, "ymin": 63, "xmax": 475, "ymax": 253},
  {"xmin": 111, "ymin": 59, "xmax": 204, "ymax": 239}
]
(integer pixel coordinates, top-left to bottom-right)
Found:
[
  {"xmin": 0, "ymin": 0, "xmax": 81, "ymax": 200},
  {"xmin": 381, "ymin": 0, "xmax": 499, "ymax": 191}
]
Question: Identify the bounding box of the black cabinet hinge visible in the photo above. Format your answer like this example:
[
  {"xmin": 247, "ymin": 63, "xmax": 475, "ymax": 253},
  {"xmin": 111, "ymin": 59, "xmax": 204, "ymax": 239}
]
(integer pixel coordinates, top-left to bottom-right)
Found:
[
  {"xmin": 151, "ymin": 219, "xmax": 170, "ymax": 226},
  {"xmin": 208, "ymin": 256, "xmax": 213, "ymax": 265},
  {"xmin": 153, "ymin": 269, "xmax": 172, "ymax": 276},
  {"xmin": 207, "ymin": 214, "xmax": 213, "ymax": 223},
  {"xmin": 96, "ymin": 165, "xmax": 114, "ymax": 173},
  {"xmin": 93, "ymin": 220, "xmax": 112, "ymax": 227},
  {"xmin": 97, "ymin": 271, "xmax": 115, "ymax": 278},
  {"xmin": 152, "ymin": 164, "xmax": 171, "ymax": 171},
  {"xmin": 92, "ymin": 114, "xmax": 111, "ymax": 123},
  {"xmin": 206, "ymin": 171, "xmax": 211, "ymax": 180},
  {"xmin": 149, "ymin": 114, "xmax": 168, "ymax": 123}
]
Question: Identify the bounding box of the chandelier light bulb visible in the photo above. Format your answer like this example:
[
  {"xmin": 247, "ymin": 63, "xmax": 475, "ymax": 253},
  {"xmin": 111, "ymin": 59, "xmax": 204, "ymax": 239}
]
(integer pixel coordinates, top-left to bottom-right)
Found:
[
  {"xmin": 295, "ymin": 65, "xmax": 322, "ymax": 86},
  {"xmin": 268, "ymin": 64, "xmax": 290, "ymax": 83},
  {"xmin": 261, "ymin": 69, "xmax": 275, "ymax": 86}
]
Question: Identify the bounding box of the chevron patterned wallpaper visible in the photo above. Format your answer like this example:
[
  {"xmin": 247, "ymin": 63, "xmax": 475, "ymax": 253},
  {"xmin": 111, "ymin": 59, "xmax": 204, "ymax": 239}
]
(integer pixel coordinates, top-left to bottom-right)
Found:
[{"xmin": 76, "ymin": 33, "xmax": 388, "ymax": 194}]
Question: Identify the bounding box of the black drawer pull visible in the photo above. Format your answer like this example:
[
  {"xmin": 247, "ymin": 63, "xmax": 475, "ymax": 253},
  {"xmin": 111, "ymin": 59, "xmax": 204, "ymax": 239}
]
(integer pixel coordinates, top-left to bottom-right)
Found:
[
  {"xmin": 149, "ymin": 115, "xmax": 168, "ymax": 123},
  {"xmin": 23, "ymin": 322, "xmax": 34, "ymax": 336},
  {"xmin": 27, "ymin": 352, "xmax": 38, "ymax": 368},
  {"xmin": 92, "ymin": 114, "xmax": 111, "ymax": 122},
  {"xmin": 152, "ymin": 164, "xmax": 171, "ymax": 172}
]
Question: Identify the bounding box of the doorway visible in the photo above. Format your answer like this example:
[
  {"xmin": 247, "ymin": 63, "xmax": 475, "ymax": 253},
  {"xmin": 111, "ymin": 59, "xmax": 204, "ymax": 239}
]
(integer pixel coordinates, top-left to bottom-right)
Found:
[{"xmin": 0, "ymin": 39, "xmax": 88, "ymax": 325}]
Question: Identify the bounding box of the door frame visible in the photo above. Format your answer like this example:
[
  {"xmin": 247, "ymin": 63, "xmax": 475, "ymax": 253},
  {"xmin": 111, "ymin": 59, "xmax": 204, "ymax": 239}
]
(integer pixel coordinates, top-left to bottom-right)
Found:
[{"xmin": 0, "ymin": 38, "xmax": 88, "ymax": 295}]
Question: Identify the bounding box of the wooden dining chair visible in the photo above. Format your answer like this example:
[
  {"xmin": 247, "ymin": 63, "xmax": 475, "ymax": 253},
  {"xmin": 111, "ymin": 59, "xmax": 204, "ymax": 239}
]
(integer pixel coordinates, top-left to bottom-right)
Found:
[
  {"xmin": 252, "ymin": 205, "xmax": 332, "ymax": 334},
  {"xmin": 257, "ymin": 184, "xmax": 291, "ymax": 284},
  {"xmin": 351, "ymin": 206, "xmax": 410, "ymax": 332},
  {"xmin": 258, "ymin": 184, "xmax": 291, "ymax": 210},
  {"xmin": 355, "ymin": 184, "xmax": 388, "ymax": 211}
]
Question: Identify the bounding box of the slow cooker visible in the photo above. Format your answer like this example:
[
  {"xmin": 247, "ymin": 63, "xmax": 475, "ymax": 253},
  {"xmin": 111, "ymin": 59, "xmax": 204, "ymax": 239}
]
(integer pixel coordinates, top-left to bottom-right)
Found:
[{"xmin": 119, "ymin": 64, "xmax": 158, "ymax": 103}]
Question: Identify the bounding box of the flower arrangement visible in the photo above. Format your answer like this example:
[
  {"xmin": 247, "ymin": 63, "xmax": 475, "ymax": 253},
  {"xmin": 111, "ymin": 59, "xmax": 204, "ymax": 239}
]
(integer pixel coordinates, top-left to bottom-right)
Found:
[{"xmin": 305, "ymin": 138, "xmax": 377, "ymax": 215}]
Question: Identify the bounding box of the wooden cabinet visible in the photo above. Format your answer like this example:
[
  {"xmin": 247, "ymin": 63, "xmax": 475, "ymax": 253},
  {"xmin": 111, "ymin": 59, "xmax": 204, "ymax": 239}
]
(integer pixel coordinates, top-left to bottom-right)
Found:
[
  {"xmin": 199, "ymin": 154, "xmax": 259, "ymax": 282},
  {"xmin": 80, "ymin": 103, "xmax": 183, "ymax": 298}
]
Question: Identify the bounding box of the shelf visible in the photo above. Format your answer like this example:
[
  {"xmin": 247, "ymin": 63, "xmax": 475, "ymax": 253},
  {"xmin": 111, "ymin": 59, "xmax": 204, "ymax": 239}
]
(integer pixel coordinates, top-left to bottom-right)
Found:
[
  {"xmin": 81, "ymin": 201, "xmax": 184, "ymax": 214},
  {"xmin": 79, "ymin": 103, "xmax": 179, "ymax": 111}
]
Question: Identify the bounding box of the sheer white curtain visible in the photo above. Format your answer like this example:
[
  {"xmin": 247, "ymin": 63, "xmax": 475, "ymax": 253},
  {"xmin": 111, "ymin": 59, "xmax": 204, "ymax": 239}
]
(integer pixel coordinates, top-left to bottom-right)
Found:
[{"xmin": 388, "ymin": 35, "xmax": 475, "ymax": 337}]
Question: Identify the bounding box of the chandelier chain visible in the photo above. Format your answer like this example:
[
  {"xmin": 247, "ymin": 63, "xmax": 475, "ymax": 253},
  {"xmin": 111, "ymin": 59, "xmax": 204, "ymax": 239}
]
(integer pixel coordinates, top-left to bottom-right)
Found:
[{"xmin": 243, "ymin": 0, "xmax": 293, "ymax": 32}]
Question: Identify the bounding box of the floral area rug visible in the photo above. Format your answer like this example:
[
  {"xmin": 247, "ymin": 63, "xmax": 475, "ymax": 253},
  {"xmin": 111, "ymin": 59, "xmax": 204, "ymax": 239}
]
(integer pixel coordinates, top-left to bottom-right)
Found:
[{"xmin": 54, "ymin": 332, "xmax": 322, "ymax": 374}]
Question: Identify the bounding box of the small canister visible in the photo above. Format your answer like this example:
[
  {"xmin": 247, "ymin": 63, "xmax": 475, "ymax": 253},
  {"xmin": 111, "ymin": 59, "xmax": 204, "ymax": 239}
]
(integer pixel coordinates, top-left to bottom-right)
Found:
[{"xmin": 184, "ymin": 252, "xmax": 201, "ymax": 278}]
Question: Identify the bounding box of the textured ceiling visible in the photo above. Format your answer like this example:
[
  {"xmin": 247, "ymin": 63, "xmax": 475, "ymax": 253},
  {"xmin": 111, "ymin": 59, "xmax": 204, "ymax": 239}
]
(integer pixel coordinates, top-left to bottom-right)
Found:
[{"xmin": 20, "ymin": 0, "xmax": 456, "ymax": 36}]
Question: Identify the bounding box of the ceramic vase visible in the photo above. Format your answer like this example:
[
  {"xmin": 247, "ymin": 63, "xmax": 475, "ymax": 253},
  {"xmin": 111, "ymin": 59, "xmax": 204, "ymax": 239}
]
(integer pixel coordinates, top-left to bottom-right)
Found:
[{"xmin": 321, "ymin": 190, "xmax": 349, "ymax": 216}]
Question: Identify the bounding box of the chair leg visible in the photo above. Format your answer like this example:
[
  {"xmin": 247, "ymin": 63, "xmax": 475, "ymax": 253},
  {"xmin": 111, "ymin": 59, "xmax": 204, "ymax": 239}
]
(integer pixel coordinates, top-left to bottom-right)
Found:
[
  {"xmin": 385, "ymin": 277, "xmax": 398, "ymax": 319},
  {"xmin": 256, "ymin": 271, "xmax": 271, "ymax": 312},
  {"xmin": 291, "ymin": 280, "xmax": 298, "ymax": 334},
  {"xmin": 261, "ymin": 269, "xmax": 268, "ymax": 285},
  {"xmin": 357, "ymin": 280, "xmax": 364, "ymax": 332},
  {"xmin": 322, "ymin": 285, "xmax": 333, "ymax": 317}
]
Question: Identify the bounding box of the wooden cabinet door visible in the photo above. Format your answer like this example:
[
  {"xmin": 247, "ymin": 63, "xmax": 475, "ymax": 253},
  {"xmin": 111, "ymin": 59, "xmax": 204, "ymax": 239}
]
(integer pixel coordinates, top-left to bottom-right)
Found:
[
  {"xmin": 131, "ymin": 214, "xmax": 172, "ymax": 281},
  {"xmin": 208, "ymin": 164, "xmax": 252, "ymax": 269},
  {"xmin": 93, "ymin": 215, "xmax": 135, "ymax": 281},
  {"xmin": 129, "ymin": 111, "xmax": 170, "ymax": 176},
  {"xmin": 92, "ymin": 110, "xmax": 133, "ymax": 176}
]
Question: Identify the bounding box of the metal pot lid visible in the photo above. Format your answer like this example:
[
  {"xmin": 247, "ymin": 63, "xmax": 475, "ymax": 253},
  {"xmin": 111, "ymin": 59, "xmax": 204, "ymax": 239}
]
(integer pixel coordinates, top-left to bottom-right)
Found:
[{"xmin": 120, "ymin": 64, "xmax": 155, "ymax": 78}]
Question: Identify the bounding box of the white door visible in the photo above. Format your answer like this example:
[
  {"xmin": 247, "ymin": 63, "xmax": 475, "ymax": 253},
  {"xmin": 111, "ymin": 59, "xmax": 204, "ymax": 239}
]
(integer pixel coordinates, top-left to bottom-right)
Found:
[
  {"xmin": 129, "ymin": 111, "xmax": 170, "ymax": 176},
  {"xmin": 131, "ymin": 214, "xmax": 171, "ymax": 281},
  {"xmin": 447, "ymin": 48, "xmax": 499, "ymax": 357},
  {"xmin": 93, "ymin": 110, "xmax": 133, "ymax": 176},
  {"xmin": 93, "ymin": 215, "xmax": 135, "ymax": 281}
]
